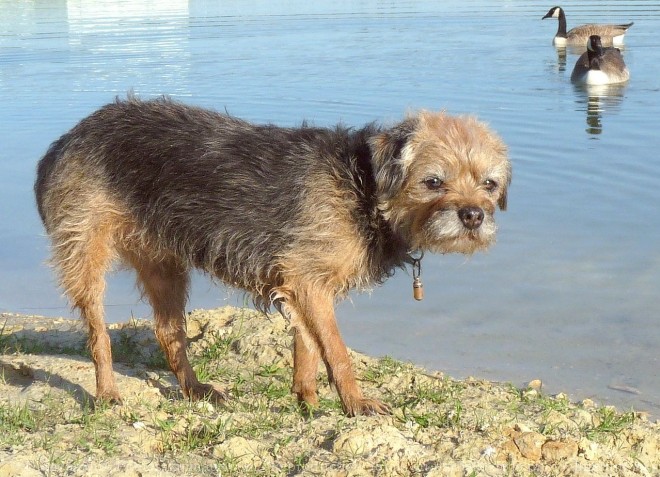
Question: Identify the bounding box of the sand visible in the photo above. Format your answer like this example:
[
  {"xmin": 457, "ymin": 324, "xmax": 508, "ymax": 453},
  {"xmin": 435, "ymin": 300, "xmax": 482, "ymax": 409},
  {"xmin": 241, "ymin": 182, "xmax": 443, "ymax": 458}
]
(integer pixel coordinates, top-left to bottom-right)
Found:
[{"xmin": 0, "ymin": 306, "xmax": 657, "ymax": 476}]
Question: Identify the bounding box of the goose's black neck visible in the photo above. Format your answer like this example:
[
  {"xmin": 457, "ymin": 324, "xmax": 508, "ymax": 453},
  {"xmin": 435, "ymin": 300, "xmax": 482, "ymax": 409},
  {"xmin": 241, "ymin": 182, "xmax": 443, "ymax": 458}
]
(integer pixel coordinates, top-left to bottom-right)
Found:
[
  {"xmin": 587, "ymin": 39, "xmax": 605, "ymax": 70},
  {"xmin": 556, "ymin": 9, "xmax": 568, "ymax": 38}
]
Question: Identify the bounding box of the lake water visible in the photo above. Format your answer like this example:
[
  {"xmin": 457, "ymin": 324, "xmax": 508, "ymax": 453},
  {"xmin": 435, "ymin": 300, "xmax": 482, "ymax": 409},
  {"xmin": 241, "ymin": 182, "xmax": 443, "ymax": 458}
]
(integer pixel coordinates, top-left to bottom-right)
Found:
[{"xmin": 1, "ymin": 0, "xmax": 658, "ymax": 416}]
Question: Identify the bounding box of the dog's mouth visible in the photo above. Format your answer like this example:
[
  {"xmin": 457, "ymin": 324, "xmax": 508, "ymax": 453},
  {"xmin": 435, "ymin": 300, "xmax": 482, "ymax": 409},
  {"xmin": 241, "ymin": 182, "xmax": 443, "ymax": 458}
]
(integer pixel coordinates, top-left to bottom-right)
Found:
[{"xmin": 418, "ymin": 207, "xmax": 496, "ymax": 254}]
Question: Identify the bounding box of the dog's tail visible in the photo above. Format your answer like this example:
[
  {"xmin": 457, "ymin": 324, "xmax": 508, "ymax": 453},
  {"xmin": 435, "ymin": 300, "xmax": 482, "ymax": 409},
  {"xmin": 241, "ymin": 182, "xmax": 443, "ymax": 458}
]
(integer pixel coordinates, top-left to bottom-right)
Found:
[{"xmin": 34, "ymin": 133, "xmax": 71, "ymax": 225}]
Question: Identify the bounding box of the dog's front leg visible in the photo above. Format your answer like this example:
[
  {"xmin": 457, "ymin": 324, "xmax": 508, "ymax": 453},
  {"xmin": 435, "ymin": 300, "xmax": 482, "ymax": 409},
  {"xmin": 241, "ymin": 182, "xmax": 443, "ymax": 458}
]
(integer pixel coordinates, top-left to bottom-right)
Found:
[
  {"xmin": 291, "ymin": 289, "xmax": 391, "ymax": 417},
  {"xmin": 275, "ymin": 300, "xmax": 321, "ymax": 407},
  {"xmin": 291, "ymin": 327, "xmax": 321, "ymax": 407}
]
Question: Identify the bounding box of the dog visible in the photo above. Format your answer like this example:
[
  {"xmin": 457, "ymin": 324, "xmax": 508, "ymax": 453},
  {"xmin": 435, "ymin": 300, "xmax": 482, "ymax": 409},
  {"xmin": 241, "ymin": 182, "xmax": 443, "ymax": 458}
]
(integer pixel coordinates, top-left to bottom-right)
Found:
[{"xmin": 35, "ymin": 97, "xmax": 511, "ymax": 416}]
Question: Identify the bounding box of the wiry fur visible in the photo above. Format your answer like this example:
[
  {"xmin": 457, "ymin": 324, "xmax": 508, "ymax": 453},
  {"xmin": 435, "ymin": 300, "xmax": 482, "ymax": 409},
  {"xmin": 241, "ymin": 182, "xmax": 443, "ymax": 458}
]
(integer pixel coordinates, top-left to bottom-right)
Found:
[{"xmin": 35, "ymin": 97, "xmax": 511, "ymax": 416}]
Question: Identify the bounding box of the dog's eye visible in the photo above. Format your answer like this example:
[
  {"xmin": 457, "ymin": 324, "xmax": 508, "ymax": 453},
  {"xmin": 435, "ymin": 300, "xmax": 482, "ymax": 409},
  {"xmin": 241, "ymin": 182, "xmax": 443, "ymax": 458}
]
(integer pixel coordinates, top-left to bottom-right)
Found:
[
  {"xmin": 483, "ymin": 179, "xmax": 498, "ymax": 191},
  {"xmin": 424, "ymin": 177, "xmax": 444, "ymax": 190}
]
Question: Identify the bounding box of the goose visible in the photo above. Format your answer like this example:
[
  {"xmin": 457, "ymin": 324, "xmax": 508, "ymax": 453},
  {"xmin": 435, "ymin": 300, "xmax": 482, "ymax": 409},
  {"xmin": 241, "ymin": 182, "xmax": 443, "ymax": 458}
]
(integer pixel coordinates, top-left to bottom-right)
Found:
[
  {"xmin": 542, "ymin": 6, "xmax": 633, "ymax": 47},
  {"xmin": 571, "ymin": 35, "xmax": 630, "ymax": 85}
]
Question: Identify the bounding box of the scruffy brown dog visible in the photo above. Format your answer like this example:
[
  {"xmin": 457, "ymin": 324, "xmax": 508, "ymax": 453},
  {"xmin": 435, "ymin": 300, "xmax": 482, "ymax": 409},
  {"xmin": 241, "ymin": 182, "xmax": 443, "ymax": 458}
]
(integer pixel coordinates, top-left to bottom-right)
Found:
[{"xmin": 35, "ymin": 97, "xmax": 511, "ymax": 416}]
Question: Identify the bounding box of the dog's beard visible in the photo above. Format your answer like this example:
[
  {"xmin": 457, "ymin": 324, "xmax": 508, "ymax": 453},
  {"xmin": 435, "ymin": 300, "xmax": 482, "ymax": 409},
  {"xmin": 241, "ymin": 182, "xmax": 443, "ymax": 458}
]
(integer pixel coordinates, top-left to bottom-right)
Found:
[{"xmin": 421, "ymin": 209, "xmax": 497, "ymax": 254}]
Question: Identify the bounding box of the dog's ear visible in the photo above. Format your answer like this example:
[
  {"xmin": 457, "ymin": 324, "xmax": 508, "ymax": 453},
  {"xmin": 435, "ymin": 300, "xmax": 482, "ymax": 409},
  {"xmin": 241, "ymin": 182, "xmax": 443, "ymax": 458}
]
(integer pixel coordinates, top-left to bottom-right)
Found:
[
  {"xmin": 497, "ymin": 162, "xmax": 512, "ymax": 211},
  {"xmin": 498, "ymin": 189, "xmax": 508, "ymax": 211},
  {"xmin": 369, "ymin": 118, "xmax": 417, "ymax": 200}
]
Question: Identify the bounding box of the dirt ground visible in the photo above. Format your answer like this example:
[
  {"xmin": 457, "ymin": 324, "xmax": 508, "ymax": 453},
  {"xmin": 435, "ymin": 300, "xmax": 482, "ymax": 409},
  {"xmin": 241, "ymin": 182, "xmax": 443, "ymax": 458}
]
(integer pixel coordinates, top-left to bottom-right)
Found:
[{"xmin": 0, "ymin": 307, "xmax": 658, "ymax": 476}]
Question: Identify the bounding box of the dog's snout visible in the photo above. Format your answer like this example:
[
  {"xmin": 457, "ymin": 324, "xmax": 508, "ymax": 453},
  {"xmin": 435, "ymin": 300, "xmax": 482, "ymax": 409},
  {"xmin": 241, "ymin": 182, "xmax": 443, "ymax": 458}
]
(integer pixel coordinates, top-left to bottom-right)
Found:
[{"xmin": 458, "ymin": 206, "xmax": 484, "ymax": 230}]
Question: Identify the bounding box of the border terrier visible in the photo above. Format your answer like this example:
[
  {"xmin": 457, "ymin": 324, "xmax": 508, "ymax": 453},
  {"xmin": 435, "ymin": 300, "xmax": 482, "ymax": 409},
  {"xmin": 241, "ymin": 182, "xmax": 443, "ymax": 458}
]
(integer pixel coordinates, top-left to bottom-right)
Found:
[{"xmin": 35, "ymin": 97, "xmax": 511, "ymax": 416}]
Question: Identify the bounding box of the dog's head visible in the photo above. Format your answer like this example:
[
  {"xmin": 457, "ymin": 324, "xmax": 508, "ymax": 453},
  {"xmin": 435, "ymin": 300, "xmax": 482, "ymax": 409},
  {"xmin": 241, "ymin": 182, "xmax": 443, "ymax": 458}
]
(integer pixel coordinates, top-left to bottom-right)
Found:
[{"xmin": 370, "ymin": 111, "xmax": 511, "ymax": 255}]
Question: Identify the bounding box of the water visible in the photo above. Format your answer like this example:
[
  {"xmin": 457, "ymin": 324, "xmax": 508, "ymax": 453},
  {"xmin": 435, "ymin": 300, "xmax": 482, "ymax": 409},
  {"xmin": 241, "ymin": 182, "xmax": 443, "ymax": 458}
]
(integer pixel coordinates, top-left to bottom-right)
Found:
[{"xmin": 1, "ymin": 0, "xmax": 658, "ymax": 416}]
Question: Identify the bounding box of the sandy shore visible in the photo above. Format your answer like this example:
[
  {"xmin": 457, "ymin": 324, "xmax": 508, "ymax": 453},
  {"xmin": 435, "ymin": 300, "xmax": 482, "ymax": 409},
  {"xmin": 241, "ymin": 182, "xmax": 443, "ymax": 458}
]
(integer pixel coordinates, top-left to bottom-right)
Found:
[{"xmin": 0, "ymin": 306, "xmax": 658, "ymax": 476}]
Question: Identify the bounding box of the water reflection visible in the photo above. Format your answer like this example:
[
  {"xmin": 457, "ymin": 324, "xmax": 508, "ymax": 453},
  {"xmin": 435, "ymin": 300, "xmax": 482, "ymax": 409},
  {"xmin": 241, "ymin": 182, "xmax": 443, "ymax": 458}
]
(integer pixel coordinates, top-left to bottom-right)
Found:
[
  {"xmin": 552, "ymin": 42, "xmax": 628, "ymax": 73},
  {"xmin": 554, "ymin": 47, "xmax": 567, "ymax": 72},
  {"xmin": 572, "ymin": 83, "xmax": 627, "ymax": 135}
]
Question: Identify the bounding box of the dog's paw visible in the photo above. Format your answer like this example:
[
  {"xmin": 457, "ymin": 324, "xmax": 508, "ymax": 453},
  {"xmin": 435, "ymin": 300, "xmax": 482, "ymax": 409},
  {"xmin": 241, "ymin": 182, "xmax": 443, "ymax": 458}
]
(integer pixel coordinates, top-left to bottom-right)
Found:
[
  {"xmin": 294, "ymin": 388, "xmax": 319, "ymax": 407},
  {"xmin": 293, "ymin": 389, "xmax": 320, "ymax": 416},
  {"xmin": 96, "ymin": 388, "xmax": 123, "ymax": 405},
  {"xmin": 188, "ymin": 383, "xmax": 228, "ymax": 404},
  {"xmin": 344, "ymin": 397, "xmax": 391, "ymax": 417}
]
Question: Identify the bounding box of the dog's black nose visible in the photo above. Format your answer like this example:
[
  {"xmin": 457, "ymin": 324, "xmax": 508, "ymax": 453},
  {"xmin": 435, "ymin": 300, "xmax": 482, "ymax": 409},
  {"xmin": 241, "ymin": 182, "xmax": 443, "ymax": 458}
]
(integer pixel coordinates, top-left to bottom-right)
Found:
[{"xmin": 458, "ymin": 207, "xmax": 484, "ymax": 229}]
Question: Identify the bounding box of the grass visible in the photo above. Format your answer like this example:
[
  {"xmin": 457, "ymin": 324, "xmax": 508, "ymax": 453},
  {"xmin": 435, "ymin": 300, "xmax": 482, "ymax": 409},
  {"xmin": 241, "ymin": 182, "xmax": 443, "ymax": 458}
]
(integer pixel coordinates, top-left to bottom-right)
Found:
[
  {"xmin": 0, "ymin": 308, "xmax": 653, "ymax": 477},
  {"xmin": 190, "ymin": 314, "xmax": 247, "ymax": 384},
  {"xmin": 5, "ymin": 358, "xmax": 637, "ymax": 473},
  {"xmin": 398, "ymin": 390, "xmax": 464, "ymax": 430},
  {"xmin": 1, "ymin": 333, "xmax": 49, "ymax": 355},
  {"xmin": 584, "ymin": 406, "xmax": 637, "ymax": 442},
  {"xmin": 0, "ymin": 320, "xmax": 10, "ymax": 353},
  {"xmin": 503, "ymin": 383, "xmax": 574, "ymax": 420},
  {"xmin": 0, "ymin": 402, "xmax": 38, "ymax": 445},
  {"xmin": 361, "ymin": 355, "xmax": 409, "ymax": 384},
  {"xmin": 386, "ymin": 370, "xmax": 466, "ymax": 430},
  {"xmin": 156, "ymin": 409, "xmax": 229, "ymax": 453},
  {"xmin": 0, "ymin": 393, "xmax": 121, "ymax": 455}
]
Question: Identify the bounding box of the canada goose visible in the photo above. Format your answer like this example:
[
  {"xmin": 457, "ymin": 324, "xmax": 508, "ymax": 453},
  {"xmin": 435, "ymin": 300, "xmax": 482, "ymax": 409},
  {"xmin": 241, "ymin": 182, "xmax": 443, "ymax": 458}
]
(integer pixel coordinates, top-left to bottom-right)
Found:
[
  {"xmin": 542, "ymin": 6, "xmax": 633, "ymax": 47},
  {"xmin": 571, "ymin": 35, "xmax": 630, "ymax": 85}
]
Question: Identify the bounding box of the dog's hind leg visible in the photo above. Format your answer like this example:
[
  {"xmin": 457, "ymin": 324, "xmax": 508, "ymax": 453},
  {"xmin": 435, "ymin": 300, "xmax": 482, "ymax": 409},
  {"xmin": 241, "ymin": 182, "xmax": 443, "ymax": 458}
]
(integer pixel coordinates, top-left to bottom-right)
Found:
[
  {"xmin": 126, "ymin": 251, "xmax": 227, "ymax": 403},
  {"xmin": 49, "ymin": 210, "xmax": 122, "ymax": 403}
]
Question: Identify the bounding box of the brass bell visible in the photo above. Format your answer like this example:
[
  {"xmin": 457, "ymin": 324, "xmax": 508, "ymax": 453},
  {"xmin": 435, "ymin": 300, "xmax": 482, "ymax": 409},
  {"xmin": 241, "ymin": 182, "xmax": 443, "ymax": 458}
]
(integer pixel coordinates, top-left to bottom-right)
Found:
[{"xmin": 413, "ymin": 277, "xmax": 424, "ymax": 301}]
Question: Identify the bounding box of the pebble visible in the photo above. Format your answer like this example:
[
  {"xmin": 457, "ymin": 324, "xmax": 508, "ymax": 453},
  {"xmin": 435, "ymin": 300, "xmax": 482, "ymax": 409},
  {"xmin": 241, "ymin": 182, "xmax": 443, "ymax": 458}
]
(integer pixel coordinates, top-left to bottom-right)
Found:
[
  {"xmin": 132, "ymin": 421, "xmax": 147, "ymax": 431},
  {"xmin": 579, "ymin": 439, "xmax": 600, "ymax": 461},
  {"xmin": 581, "ymin": 398, "xmax": 596, "ymax": 408},
  {"xmin": 513, "ymin": 432, "xmax": 546, "ymax": 461},
  {"xmin": 514, "ymin": 423, "xmax": 532, "ymax": 433},
  {"xmin": 527, "ymin": 379, "xmax": 543, "ymax": 390},
  {"xmin": 541, "ymin": 440, "xmax": 578, "ymax": 462}
]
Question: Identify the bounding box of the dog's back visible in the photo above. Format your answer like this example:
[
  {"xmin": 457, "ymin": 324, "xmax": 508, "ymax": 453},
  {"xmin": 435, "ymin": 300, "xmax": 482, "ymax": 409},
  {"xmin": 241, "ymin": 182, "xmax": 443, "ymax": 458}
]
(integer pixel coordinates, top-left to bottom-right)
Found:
[
  {"xmin": 35, "ymin": 97, "xmax": 385, "ymax": 301},
  {"xmin": 35, "ymin": 133, "xmax": 71, "ymax": 225}
]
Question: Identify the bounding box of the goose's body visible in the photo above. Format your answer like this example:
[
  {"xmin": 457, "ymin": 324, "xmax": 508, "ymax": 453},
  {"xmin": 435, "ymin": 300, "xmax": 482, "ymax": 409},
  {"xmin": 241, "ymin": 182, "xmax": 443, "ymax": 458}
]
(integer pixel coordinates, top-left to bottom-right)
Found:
[
  {"xmin": 571, "ymin": 35, "xmax": 630, "ymax": 85},
  {"xmin": 542, "ymin": 6, "xmax": 633, "ymax": 47}
]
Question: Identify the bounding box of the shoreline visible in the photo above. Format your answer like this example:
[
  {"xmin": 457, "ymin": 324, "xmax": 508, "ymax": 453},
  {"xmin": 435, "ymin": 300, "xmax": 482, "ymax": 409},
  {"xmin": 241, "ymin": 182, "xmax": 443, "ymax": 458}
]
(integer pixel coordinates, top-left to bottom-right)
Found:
[{"xmin": 1, "ymin": 307, "xmax": 658, "ymax": 476}]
